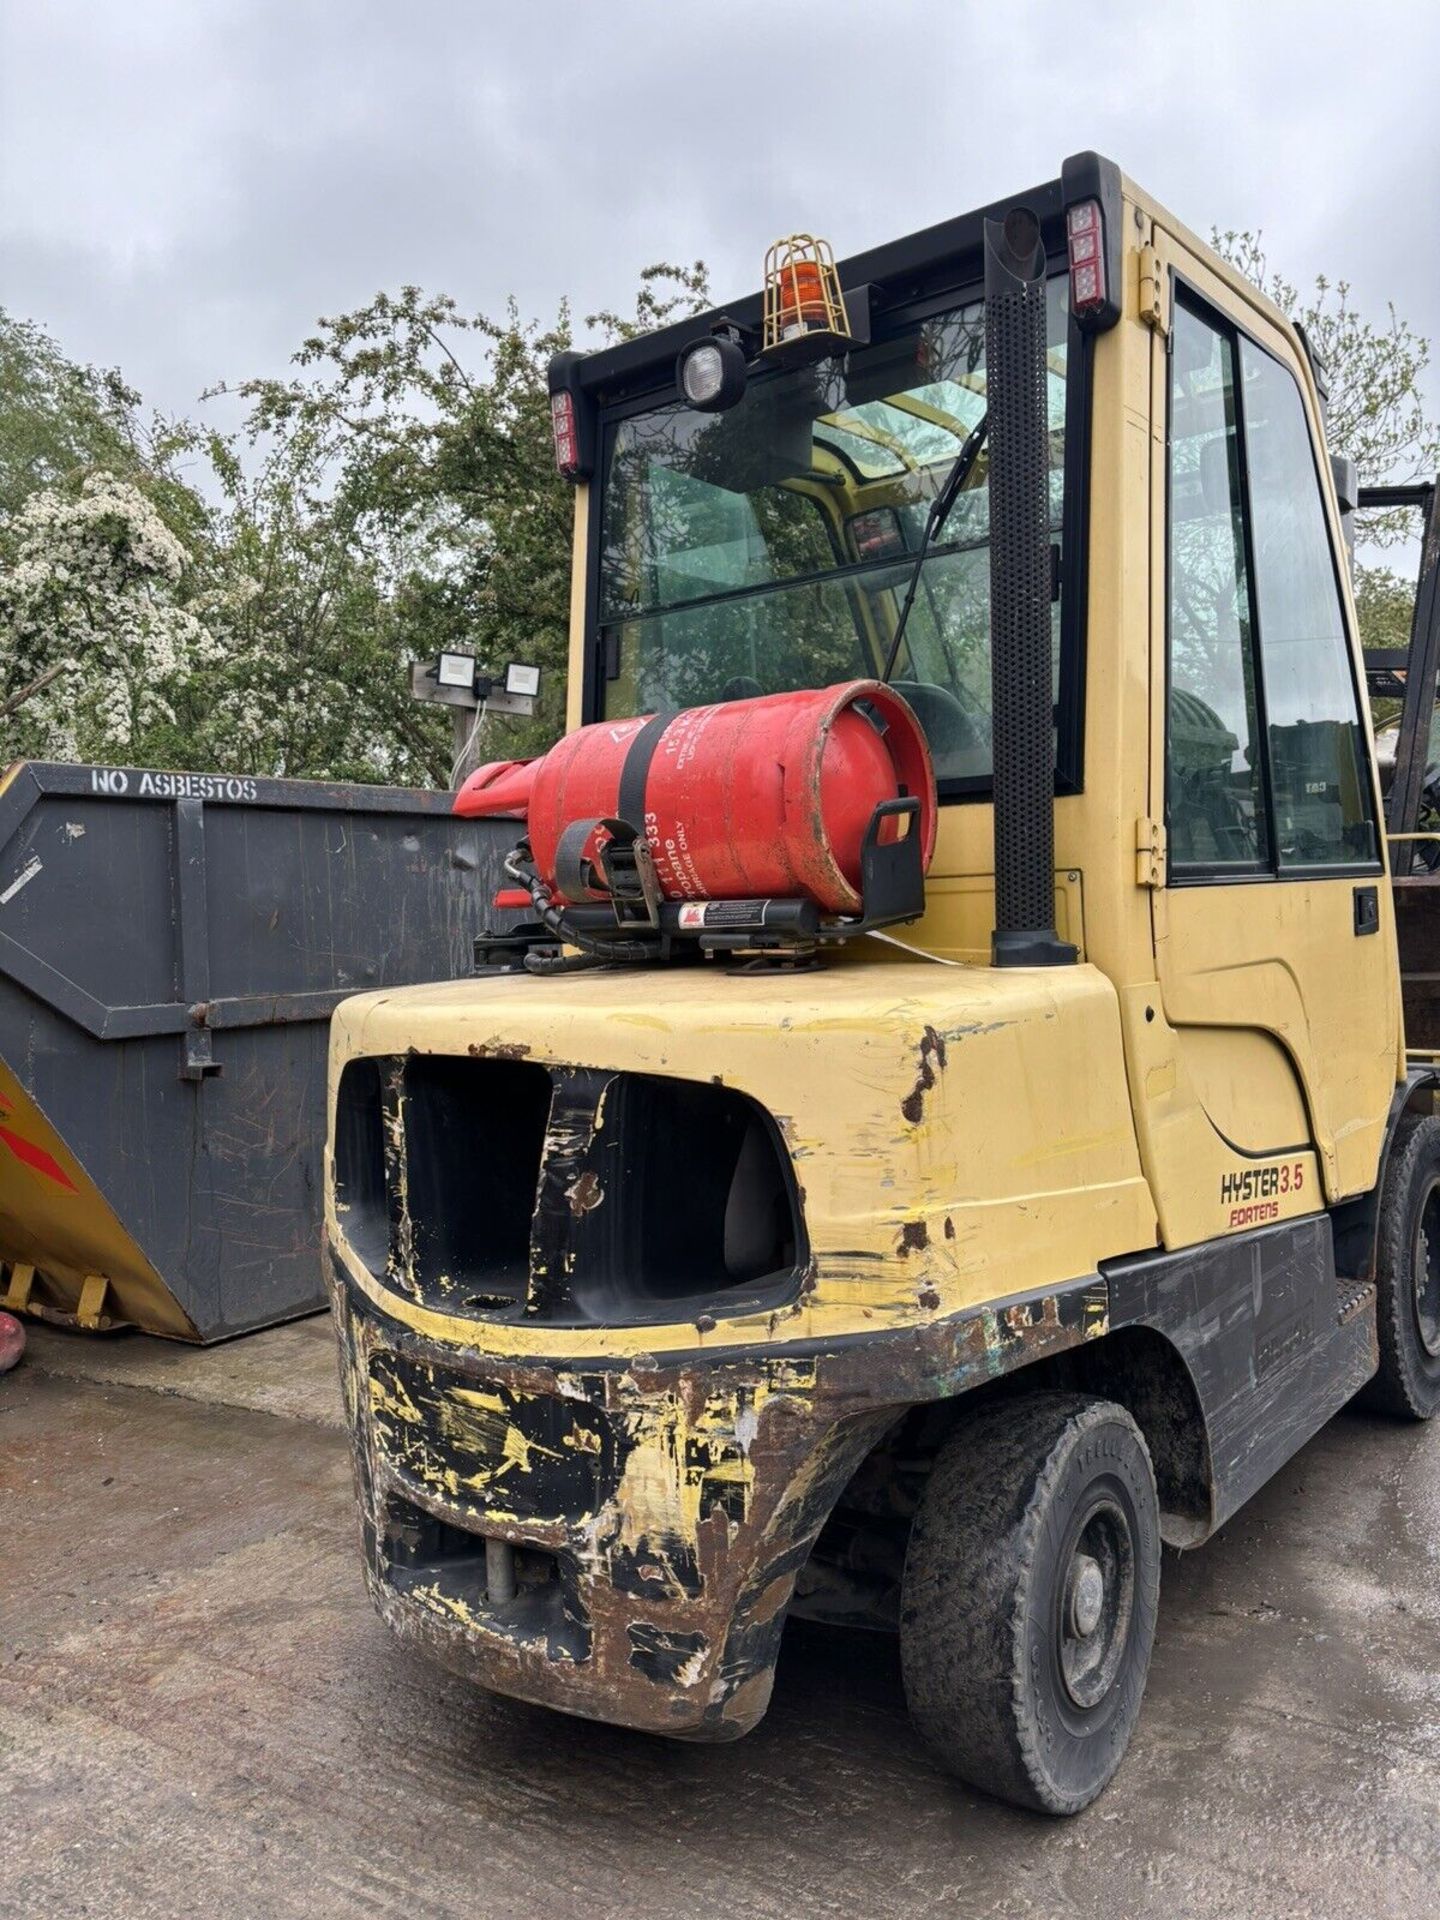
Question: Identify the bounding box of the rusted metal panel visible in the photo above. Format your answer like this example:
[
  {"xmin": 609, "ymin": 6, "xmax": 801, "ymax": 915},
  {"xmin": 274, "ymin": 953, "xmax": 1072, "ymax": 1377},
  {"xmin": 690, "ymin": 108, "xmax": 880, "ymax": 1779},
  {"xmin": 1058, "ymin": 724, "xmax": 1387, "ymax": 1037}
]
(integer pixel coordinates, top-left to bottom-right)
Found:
[
  {"xmin": 334, "ymin": 1214, "xmax": 1380, "ymax": 1737},
  {"xmin": 329, "ymin": 1255, "xmax": 1109, "ymax": 1739}
]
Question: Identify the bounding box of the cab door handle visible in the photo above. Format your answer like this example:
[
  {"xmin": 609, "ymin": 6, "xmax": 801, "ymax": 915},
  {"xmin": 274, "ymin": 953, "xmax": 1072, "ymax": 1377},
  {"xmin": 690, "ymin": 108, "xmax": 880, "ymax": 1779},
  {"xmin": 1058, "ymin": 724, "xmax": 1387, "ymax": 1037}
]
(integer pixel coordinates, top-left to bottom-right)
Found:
[{"xmin": 1354, "ymin": 884, "xmax": 1380, "ymax": 936}]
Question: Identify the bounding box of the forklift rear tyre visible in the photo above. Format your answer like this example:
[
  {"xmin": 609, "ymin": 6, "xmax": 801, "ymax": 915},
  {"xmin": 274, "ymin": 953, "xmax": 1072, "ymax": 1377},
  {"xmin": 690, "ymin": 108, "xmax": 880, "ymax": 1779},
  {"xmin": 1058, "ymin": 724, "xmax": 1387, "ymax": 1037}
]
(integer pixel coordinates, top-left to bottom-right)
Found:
[
  {"xmin": 1364, "ymin": 1113, "xmax": 1440, "ymax": 1420},
  {"xmin": 900, "ymin": 1392, "xmax": 1160, "ymax": 1816}
]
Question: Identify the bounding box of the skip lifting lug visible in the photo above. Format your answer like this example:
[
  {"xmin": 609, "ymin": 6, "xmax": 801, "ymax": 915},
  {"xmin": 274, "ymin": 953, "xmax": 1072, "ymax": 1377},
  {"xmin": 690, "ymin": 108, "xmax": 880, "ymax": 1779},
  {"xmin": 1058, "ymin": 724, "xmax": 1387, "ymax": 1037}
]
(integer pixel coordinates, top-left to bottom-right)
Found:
[
  {"xmin": 182, "ymin": 1004, "xmax": 223, "ymax": 1080},
  {"xmin": 1135, "ymin": 816, "xmax": 1167, "ymax": 888}
]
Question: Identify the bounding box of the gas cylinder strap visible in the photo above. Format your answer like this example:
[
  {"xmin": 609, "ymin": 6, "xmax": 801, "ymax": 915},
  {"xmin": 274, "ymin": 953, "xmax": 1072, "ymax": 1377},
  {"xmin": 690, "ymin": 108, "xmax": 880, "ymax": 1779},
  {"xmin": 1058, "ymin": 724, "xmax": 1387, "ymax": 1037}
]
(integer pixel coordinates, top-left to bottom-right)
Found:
[
  {"xmin": 552, "ymin": 818, "xmax": 610, "ymax": 901},
  {"xmin": 617, "ymin": 712, "xmax": 671, "ymax": 835}
]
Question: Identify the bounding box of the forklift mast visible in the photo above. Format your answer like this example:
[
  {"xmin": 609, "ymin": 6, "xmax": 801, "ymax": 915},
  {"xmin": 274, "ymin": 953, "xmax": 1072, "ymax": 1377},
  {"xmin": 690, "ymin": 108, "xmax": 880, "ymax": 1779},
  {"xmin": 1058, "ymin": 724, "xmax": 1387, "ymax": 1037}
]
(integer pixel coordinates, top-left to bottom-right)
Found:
[
  {"xmin": 1361, "ymin": 475, "xmax": 1440, "ymax": 1047},
  {"xmin": 1363, "ymin": 476, "xmax": 1440, "ymax": 841}
]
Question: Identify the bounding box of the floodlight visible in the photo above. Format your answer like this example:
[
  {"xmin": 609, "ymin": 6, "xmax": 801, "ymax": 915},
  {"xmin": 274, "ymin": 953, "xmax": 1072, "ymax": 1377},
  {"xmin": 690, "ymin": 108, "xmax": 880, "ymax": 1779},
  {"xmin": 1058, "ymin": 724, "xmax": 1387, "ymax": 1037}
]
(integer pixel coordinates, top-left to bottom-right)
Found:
[{"xmin": 436, "ymin": 651, "xmax": 477, "ymax": 691}]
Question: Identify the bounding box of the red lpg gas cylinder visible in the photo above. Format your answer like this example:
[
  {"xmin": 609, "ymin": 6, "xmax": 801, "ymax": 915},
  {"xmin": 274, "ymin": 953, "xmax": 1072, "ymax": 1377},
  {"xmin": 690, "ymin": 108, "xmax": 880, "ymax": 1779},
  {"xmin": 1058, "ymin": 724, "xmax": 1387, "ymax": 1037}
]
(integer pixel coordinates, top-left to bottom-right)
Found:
[{"xmin": 455, "ymin": 681, "xmax": 936, "ymax": 915}]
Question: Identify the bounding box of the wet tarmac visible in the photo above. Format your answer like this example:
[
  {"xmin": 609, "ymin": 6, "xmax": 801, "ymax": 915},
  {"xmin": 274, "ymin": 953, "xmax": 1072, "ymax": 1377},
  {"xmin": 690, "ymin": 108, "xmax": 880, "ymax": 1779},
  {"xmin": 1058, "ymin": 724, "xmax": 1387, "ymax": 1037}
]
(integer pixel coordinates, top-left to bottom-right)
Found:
[{"xmin": 2, "ymin": 1316, "xmax": 1437, "ymax": 1920}]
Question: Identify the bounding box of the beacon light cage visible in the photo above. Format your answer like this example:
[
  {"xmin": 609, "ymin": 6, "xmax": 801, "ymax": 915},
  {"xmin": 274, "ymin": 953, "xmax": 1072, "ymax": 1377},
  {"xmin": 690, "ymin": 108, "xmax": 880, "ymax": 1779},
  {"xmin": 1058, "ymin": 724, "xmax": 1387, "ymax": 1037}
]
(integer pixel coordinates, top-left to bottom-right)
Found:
[{"xmin": 761, "ymin": 234, "xmax": 852, "ymax": 353}]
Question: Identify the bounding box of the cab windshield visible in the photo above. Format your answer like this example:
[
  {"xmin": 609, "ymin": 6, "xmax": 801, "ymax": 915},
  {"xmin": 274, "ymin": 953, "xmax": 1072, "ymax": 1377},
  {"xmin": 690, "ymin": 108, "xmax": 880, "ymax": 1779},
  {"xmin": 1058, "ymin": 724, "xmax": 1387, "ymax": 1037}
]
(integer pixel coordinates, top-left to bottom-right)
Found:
[{"xmin": 595, "ymin": 276, "xmax": 1070, "ymax": 789}]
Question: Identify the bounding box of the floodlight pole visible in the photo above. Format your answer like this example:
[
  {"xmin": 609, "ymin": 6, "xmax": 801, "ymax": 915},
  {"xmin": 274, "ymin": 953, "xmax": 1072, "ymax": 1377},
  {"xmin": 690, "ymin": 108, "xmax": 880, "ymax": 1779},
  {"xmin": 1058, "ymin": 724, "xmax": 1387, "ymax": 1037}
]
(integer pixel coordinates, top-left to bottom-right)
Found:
[
  {"xmin": 408, "ymin": 659, "xmax": 538, "ymax": 790},
  {"xmin": 452, "ymin": 706, "xmax": 475, "ymax": 780}
]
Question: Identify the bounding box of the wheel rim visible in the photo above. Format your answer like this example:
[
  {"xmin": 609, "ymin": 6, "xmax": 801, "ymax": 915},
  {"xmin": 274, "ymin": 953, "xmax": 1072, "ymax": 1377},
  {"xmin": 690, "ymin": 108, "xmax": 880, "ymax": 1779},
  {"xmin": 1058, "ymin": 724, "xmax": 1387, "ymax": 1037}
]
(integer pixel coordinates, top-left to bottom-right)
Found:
[
  {"xmin": 1414, "ymin": 1182, "xmax": 1440, "ymax": 1358},
  {"xmin": 1057, "ymin": 1495, "xmax": 1135, "ymax": 1710}
]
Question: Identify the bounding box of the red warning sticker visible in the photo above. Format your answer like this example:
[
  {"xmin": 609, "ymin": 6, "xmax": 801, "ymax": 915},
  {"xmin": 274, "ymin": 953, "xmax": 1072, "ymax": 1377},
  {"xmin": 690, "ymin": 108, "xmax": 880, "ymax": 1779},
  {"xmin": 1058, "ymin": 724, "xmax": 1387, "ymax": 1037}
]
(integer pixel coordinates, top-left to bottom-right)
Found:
[{"xmin": 0, "ymin": 1118, "xmax": 76, "ymax": 1191}]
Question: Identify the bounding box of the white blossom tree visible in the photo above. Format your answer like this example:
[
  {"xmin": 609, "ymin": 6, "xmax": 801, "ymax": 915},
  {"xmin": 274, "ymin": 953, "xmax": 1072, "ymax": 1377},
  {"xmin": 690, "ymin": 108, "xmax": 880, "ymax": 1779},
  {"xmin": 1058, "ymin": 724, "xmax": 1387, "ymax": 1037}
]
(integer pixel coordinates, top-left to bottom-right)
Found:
[{"xmin": 0, "ymin": 472, "xmax": 222, "ymax": 762}]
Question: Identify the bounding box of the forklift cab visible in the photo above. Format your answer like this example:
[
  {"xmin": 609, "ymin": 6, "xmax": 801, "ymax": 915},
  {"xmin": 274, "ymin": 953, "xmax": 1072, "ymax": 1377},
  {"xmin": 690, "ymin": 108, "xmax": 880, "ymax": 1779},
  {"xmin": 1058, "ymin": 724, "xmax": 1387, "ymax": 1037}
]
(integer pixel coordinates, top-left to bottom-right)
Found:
[{"xmin": 594, "ymin": 278, "xmax": 1070, "ymax": 790}]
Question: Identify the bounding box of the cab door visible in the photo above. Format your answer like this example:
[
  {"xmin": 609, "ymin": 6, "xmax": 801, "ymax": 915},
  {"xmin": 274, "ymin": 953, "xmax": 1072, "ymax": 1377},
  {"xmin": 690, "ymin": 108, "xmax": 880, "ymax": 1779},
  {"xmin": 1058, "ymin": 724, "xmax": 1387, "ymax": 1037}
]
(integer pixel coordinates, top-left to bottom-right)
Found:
[{"xmin": 1147, "ymin": 234, "xmax": 1399, "ymax": 1219}]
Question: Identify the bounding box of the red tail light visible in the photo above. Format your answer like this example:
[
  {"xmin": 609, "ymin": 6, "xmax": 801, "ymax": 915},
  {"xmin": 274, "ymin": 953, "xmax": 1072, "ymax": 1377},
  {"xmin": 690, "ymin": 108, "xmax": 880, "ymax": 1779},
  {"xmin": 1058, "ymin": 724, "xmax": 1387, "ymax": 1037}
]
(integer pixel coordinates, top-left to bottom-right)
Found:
[
  {"xmin": 550, "ymin": 390, "xmax": 580, "ymax": 477},
  {"xmin": 1066, "ymin": 201, "xmax": 1106, "ymax": 317}
]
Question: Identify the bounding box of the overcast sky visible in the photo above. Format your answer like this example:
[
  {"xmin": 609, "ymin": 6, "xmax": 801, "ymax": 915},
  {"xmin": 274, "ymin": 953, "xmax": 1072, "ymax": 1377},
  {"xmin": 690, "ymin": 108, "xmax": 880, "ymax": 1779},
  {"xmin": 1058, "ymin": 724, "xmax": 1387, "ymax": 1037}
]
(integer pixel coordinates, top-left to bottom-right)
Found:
[{"xmin": 3, "ymin": 0, "xmax": 1438, "ymax": 450}]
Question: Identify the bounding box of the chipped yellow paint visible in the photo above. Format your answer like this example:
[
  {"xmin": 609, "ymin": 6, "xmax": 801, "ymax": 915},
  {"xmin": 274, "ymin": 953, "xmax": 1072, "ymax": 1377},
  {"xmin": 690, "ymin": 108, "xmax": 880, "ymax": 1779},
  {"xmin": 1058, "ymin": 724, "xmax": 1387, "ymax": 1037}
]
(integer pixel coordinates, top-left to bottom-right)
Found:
[
  {"xmin": 369, "ymin": 1371, "xmax": 424, "ymax": 1428},
  {"xmin": 437, "ymin": 1389, "xmax": 564, "ymax": 1490},
  {"xmin": 448, "ymin": 1385, "xmax": 509, "ymax": 1416},
  {"xmin": 329, "ymin": 957, "xmax": 1157, "ymax": 1361},
  {"xmin": 411, "ymin": 1580, "xmax": 486, "ymax": 1633},
  {"xmin": 610, "ymin": 1391, "xmax": 715, "ymax": 1556},
  {"xmin": 673, "ymin": 1646, "xmax": 708, "ymax": 1689}
]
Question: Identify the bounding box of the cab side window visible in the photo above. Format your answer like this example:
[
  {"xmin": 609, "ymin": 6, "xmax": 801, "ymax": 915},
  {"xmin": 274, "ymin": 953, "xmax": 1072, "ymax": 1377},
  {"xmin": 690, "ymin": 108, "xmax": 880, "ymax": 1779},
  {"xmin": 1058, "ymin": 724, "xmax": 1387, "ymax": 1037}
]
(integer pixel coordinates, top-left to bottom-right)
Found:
[
  {"xmin": 1239, "ymin": 341, "xmax": 1378, "ymax": 867},
  {"xmin": 1167, "ymin": 303, "xmax": 1268, "ymax": 870},
  {"xmin": 1166, "ymin": 292, "xmax": 1378, "ymax": 878}
]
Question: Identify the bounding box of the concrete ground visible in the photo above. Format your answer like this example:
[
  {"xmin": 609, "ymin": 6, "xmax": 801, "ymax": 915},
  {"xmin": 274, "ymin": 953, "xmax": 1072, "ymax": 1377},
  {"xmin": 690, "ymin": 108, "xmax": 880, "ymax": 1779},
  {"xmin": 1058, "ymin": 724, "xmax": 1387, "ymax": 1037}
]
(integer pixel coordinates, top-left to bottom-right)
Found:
[{"xmin": 2, "ymin": 1317, "xmax": 1437, "ymax": 1920}]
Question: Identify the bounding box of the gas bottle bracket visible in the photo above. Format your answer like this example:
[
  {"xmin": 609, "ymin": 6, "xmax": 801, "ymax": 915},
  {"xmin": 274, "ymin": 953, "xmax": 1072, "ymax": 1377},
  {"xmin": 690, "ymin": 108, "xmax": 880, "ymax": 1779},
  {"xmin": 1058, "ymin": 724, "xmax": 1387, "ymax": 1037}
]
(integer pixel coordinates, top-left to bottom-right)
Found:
[
  {"xmin": 588, "ymin": 820, "xmax": 663, "ymax": 930},
  {"xmin": 476, "ymin": 796, "xmax": 925, "ymax": 974}
]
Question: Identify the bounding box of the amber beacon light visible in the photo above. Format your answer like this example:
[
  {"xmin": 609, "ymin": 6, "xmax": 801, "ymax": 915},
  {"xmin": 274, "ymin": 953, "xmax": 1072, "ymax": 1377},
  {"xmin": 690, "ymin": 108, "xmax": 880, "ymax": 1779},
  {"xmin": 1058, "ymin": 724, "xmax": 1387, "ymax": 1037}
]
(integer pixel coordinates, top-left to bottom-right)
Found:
[{"xmin": 762, "ymin": 234, "xmax": 851, "ymax": 351}]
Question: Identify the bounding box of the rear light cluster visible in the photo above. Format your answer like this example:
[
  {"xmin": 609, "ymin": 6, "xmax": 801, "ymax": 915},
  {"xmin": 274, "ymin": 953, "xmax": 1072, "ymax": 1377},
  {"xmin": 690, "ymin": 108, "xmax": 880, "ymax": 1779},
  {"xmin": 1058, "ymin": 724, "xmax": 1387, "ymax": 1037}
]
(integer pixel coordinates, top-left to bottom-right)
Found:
[
  {"xmin": 550, "ymin": 390, "xmax": 580, "ymax": 477},
  {"xmin": 1066, "ymin": 201, "xmax": 1106, "ymax": 317}
]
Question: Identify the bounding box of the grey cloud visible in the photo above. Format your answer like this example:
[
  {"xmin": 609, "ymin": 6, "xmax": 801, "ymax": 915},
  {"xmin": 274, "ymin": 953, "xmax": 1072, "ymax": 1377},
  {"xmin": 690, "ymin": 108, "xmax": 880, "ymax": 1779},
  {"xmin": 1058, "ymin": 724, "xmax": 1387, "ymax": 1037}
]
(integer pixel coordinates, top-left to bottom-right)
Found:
[{"xmin": 1, "ymin": 0, "xmax": 1436, "ymax": 442}]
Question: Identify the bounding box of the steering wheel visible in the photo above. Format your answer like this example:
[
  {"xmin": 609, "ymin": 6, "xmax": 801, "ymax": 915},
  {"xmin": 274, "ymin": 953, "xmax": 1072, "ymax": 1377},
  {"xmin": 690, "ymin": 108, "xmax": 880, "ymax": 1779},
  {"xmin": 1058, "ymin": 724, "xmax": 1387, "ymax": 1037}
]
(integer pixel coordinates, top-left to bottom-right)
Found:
[{"xmin": 892, "ymin": 679, "xmax": 989, "ymax": 766}]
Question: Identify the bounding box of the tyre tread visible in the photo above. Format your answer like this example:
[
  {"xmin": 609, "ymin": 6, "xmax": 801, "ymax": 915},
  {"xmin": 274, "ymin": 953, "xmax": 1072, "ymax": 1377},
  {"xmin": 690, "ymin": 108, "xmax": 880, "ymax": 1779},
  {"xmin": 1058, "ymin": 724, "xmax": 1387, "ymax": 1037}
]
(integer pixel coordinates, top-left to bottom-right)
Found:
[
  {"xmin": 1365, "ymin": 1111, "xmax": 1440, "ymax": 1419},
  {"xmin": 900, "ymin": 1390, "xmax": 1159, "ymax": 1816}
]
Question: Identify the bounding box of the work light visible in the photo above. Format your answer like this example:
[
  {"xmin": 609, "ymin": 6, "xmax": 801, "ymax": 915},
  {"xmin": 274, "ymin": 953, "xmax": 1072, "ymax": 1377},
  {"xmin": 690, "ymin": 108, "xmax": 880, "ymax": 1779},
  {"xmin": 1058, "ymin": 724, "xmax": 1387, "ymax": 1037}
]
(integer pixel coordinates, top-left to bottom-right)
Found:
[
  {"xmin": 436, "ymin": 650, "xmax": 477, "ymax": 691},
  {"xmin": 676, "ymin": 335, "xmax": 747, "ymax": 413},
  {"xmin": 505, "ymin": 662, "xmax": 541, "ymax": 699}
]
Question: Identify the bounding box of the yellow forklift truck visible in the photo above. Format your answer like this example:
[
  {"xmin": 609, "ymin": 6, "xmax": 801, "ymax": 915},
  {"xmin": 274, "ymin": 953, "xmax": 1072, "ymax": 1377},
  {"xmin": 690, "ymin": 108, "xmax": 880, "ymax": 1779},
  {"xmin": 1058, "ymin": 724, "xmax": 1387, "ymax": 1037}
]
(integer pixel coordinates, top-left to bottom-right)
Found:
[{"xmin": 324, "ymin": 155, "xmax": 1437, "ymax": 1815}]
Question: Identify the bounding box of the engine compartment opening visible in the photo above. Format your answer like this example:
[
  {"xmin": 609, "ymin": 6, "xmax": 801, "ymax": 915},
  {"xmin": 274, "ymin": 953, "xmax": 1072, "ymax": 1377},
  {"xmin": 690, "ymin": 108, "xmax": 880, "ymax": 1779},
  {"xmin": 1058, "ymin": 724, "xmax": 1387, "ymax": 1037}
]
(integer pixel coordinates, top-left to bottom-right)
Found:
[
  {"xmin": 401, "ymin": 1054, "xmax": 553, "ymax": 1312},
  {"xmin": 333, "ymin": 1058, "xmax": 388, "ymax": 1277},
  {"xmin": 330, "ymin": 1054, "xmax": 806, "ymax": 1327},
  {"xmin": 564, "ymin": 1072, "xmax": 804, "ymax": 1323}
]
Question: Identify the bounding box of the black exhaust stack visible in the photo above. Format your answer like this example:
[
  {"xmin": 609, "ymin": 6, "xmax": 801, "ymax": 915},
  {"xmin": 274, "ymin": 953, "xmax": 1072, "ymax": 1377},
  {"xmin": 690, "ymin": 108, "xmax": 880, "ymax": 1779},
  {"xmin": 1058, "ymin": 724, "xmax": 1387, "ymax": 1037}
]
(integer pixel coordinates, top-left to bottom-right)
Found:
[{"xmin": 984, "ymin": 208, "xmax": 1076, "ymax": 969}]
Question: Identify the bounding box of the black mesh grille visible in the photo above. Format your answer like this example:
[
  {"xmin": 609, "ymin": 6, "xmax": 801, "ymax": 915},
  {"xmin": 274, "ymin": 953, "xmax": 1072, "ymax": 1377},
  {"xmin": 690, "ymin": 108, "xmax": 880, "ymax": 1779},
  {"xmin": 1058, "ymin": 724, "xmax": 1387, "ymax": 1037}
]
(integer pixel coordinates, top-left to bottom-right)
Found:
[{"xmin": 985, "ymin": 213, "xmax": 1059, "ymax": 941}]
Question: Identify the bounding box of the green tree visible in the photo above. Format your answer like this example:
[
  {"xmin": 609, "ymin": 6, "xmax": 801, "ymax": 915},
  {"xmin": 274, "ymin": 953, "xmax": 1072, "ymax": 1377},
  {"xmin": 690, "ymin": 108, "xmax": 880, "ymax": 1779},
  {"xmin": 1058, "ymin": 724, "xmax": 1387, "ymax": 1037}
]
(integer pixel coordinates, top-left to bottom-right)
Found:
[
  {"xmin": 0, "ymin": 307, "xmax": 210, "ymax": 549},
  {"xmin": 0, "ymin": 267, "xmax": 710, "ymax": 780},
  {"xmin": 1211, "ymin": 232, "xmax": 1437, "ymax": 498},
  {"xmin": 211, "ymin": 264, "xmax": 709, "ymax": 779}
]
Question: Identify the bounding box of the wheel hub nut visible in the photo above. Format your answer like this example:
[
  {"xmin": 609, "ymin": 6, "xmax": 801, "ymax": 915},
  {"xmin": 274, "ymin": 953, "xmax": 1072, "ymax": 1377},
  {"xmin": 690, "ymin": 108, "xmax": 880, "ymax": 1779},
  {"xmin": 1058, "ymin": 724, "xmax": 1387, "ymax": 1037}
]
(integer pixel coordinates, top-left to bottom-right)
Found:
[{"xmin": 1069, "ymin": 1553, "xmax": 1105, "ymax": 1638}]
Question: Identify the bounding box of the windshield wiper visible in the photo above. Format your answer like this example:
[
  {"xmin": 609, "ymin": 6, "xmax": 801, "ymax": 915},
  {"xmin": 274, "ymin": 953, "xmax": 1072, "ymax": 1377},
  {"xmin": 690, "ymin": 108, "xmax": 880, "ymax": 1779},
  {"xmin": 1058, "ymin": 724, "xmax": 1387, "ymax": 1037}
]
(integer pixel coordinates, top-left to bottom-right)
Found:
[{"xmin": 880, "ymin": 412, "xmax": 988, "ymax": 684}]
